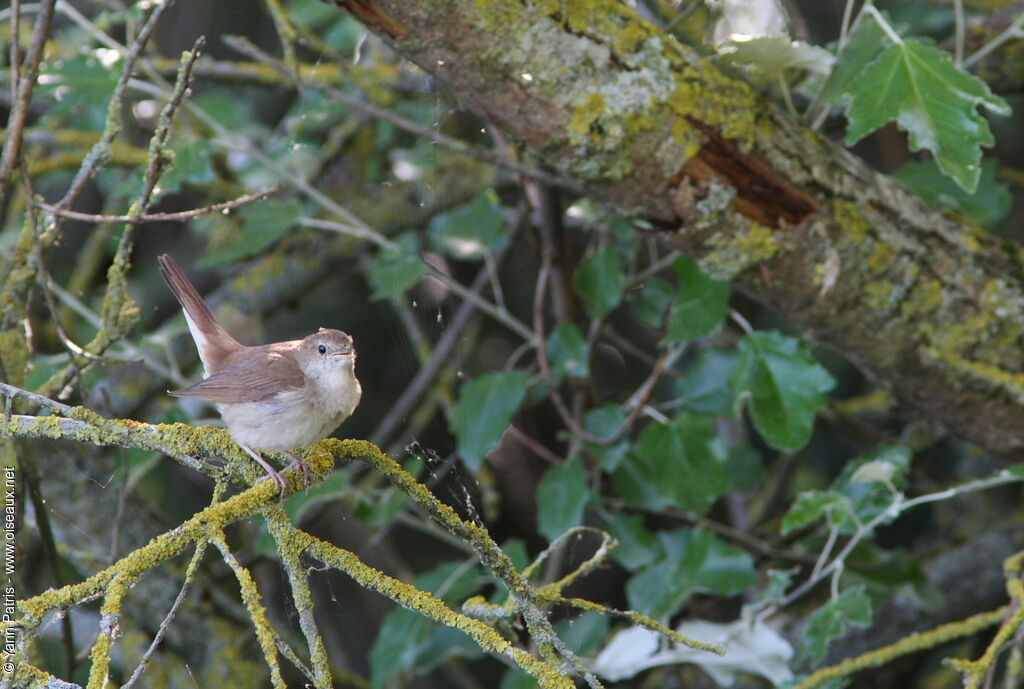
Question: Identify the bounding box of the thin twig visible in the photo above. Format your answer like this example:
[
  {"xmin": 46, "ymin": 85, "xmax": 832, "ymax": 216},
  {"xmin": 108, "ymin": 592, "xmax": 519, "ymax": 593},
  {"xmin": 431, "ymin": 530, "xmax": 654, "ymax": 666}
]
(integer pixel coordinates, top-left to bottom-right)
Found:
[
  {"xmin": 121, "ymin": 539, "xmax": 212, "ymax": 689},
  {"xmin": 369, "ymin": 214, "xmax": 523, "ymax": 446},
  {"xmin": 0, "ymin": 0, "xmax": 55, "ymax": 203},
  {"xmin": 33, "ymin": 185, "xmax": 282, "ymax": 223},
  {"xmin": 222, "ymin": 34, "xmax": 582, "ymax": 193},
  {"xmin": 962, "ymin": 10, "xmax": 1024, "ymax": 68},
  {"xmin": 52, "ymin": 0, "xmax": 177, "ymax": 215},
  {"xmin": 506, "ymin": 424, "xmax": 563, "ymax": 464},
  {"xmin": 533, "ymin": 261, "xmax": 671, "ymax": 446}
]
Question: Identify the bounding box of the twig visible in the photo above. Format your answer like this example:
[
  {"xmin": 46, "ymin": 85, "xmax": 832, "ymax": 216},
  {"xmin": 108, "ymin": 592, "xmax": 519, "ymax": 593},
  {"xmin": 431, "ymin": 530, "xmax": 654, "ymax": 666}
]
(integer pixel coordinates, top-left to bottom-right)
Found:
[
  {"xmin": 963, "ymin": 10, "xmax": 1024, "ymax": 68},
  {"xmin": 533, "ymin": 261, "xmax": 672, "ymax": 446},
  {"xmin": 33, "ymin": 185, "xmax": 282, "ymax": 223},
  {"xmin": 0, "ymin": 382, "xmax": 205, "ymax": 472},
  {"xmin": 121, "ymin": 538, "xmax": 212, "ymax": 689},
  {"xmin": 52, "ymin": 0, "xmax": 177, "ymax": 216},
  {"xmin": 369, "ymin": 244, "xmax": 511, "ymax": 446},
  {"xmin": 506, "ymin": 424, "xmax": 563, "ymax": 464},
  {"xmin": 426, "ymin": 262, "xmax": 535, "ymax": 342},
  {"xmin": 222, "ymin": 34, "xmax": 582, "ymax": 193},
  {"xmin": 0, "ymin": 0, "xmax": 55, "ymax": 203}
]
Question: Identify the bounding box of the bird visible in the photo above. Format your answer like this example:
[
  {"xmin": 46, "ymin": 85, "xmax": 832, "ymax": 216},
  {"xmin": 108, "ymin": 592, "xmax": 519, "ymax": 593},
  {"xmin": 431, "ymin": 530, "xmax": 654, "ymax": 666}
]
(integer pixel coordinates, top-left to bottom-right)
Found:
[{"xmin": 158, "ymin": 253, "xmax": 362, "ymax": 494}]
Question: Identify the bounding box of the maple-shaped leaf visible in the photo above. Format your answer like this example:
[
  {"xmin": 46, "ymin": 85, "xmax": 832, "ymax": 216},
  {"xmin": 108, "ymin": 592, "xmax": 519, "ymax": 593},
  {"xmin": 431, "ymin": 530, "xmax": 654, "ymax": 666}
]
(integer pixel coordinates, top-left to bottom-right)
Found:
[{"xmin": 844, "ymin": 38, "xmax": 1010, "ymax": 193}]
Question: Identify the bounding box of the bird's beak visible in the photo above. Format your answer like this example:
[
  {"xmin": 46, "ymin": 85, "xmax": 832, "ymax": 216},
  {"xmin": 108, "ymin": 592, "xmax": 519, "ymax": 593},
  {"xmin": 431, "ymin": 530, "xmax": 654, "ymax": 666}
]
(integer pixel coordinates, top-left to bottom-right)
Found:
[{"xmin": 330, "ymin": 347, "xmax": 355, "ymax": 357}]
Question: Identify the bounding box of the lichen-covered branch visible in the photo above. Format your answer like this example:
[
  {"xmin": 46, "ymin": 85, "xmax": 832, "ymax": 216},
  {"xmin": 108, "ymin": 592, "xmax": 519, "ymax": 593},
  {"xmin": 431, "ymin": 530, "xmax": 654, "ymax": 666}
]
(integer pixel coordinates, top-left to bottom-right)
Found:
[
  {"xmin": 327, "ymin": 0, "xmax": 1024, "ymax": 457},
  {"xmin": 0, "ymin": 404, "xmax": 599, "ymax": 687}
]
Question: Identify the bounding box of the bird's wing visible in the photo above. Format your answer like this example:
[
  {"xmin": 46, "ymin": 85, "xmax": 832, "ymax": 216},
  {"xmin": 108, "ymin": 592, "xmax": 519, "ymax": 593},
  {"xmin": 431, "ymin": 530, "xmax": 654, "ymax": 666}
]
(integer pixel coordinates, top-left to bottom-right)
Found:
[{"xmin": 169, "ymin": 352, "xmax": 303, "ymax": 404}]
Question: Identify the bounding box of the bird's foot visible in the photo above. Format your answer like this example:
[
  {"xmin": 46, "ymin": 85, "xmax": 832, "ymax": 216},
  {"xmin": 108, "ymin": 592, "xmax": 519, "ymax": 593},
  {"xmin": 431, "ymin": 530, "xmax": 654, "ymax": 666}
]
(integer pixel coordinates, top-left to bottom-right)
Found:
[
  {"xmin": 241, "ymin": 444, "xmax": 288, "ymax": 499},
  {"xmin": 284, "ymin": 451, "xmax": 311, "ymax": 490}
]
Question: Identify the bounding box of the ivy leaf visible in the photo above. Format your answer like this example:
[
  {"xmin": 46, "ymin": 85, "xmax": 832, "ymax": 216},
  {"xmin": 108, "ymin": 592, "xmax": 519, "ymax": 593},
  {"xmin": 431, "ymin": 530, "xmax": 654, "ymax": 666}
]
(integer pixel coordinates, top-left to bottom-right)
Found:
[
  {"xmin": 730, "ymin": 331, "xmax": 835, "ymax": 451},
  {"xmin": 370, "ymin": 561, "xmax": 484, "ymax": 688},
  {"xmin": 802, "ymin": 586, "xmax": 873, "ymax": 663},
  {"xmin": 198, "ymin": 200, "xmax": 300, "ymax": 267},
  {"xmin": 781, "ymin": 490, "xmax": 852, "ymax": 535},
  {"xmin": 717, "ymin": 36, "xmax": 835, "ymax": 78},
  {"xmin": 536, "ymin": 459, "xmax": 592, "ymax": 542},
  {"xmin": 675, "ymin": 348, "xmax": 738, "ymax": 416},
  {"xmin": 822, "ymin": 16, "xmax": 888, "ymax": 105},
  {"xmin": 546, "ymin": 323, "xmax": 590, "ymax": 384},
  {"xmin": 159, "ymin": 139, "xmax": 215, "ymax": 195},
  {"xmin": 612, "ymin": 414, "xmax": 730, "ymax": 513},
  {"xmin": 583, "ymin": 405, "xmax": 630, "ymax": 471},
  {"xmin": 428, "ymin": 189, "xmax": 507, "ymax": 259},
  {"xmin": 631, "ymin": 276, "xmax": 673, "ymax": 328},
  {"xmin": 452, "ymin": 371, "xmax": 529, "ymax": 471},
  {"xmin": 574, "ymin": 245, "xmax": 625, "ymax": 320},
  {"xmin": 602, "ymin": 513, "xmax": 658, "ymax": 571},
  {"xmin": 38, "ymin": 53, "xmax": 120, "ymax": 121},
  {"xmin": 370, "ymin": 232, "xmax": 424, "ymax": 300},
  {"xmin": 626, "ymin": 529, "xmax": 757, "ymax": 619},
  {"xmin": 554, "ymin": 612, "xmax": 609, "ymax": 656},
  {"xmin": 844, "ymin": 38, "xmax": 1010, "ymax": 192},
  {"xmin": 666, "ymin": 257, "xmax": 730, "ymax": 341},
  {"xmin": 893, "ymin": 158, "xmax": 1011, "ymax": 229}
]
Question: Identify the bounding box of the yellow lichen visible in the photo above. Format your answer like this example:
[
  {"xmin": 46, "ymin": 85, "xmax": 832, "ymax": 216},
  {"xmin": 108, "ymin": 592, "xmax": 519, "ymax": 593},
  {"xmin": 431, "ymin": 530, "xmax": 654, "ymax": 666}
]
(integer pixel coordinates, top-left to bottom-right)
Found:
[
  {"xmin": 867, "ymin": 243, "xmax": 896, "ymax": 272},
  {"xmin": 700, "ymin": 223, "xmax": 779, "ymax": 280},
  {"xmin": 832, "ymin": 200, "xmax": 872, "ymax": 243}
]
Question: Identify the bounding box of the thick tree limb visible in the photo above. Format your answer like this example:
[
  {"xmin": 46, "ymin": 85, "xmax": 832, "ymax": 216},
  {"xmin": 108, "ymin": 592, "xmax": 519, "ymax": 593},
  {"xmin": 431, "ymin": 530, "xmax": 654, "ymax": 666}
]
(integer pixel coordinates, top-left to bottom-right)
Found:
[{"xmin": 329, "ymin": 0, "xmax": 1024, "ymax": 457}]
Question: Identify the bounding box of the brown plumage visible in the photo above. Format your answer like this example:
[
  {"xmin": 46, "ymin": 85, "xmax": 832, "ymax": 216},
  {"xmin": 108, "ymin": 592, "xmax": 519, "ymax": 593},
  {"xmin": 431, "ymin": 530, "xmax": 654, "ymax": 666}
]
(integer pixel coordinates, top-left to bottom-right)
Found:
[{"xmin": 158, "ymin": 254, "xmax": 362, "ymax": 494}]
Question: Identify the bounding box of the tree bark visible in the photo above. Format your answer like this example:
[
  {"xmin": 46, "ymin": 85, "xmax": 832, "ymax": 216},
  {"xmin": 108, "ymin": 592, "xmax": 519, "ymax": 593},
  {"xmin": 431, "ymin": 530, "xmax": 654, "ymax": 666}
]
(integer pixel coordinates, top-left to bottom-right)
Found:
[{"xmin": 330, "ymin": 0, "xmax": 1024, "ymax": 458}]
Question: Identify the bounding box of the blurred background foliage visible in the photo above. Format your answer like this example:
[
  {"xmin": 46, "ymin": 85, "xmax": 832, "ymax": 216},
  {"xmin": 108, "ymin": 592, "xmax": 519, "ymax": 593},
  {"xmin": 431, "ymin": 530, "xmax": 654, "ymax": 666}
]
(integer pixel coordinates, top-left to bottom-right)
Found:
[{"xmin": 3, "ymin": 0, "xmax": 1024, "ymax": 687}]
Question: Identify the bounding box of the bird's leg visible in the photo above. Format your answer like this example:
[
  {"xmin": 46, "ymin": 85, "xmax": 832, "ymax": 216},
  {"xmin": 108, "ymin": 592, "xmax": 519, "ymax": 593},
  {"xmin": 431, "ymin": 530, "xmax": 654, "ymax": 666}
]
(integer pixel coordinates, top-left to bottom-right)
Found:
[
  {"xmin": 284, "ymin": 451, "xmax": 311, "ymax": 489},
  {"xmin": 241, "ymin": 444, "xmax": 288, "ymax": 498}
]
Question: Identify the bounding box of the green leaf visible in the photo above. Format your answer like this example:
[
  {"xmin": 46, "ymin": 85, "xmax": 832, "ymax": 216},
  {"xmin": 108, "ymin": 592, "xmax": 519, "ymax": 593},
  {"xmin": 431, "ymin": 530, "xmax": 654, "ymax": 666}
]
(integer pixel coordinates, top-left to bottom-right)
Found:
[
  {"xmin": 631, "ymin": 276, "xmax": 673, "ymax": 328},
  {"xmin": 194, "ymin": 91, "xmax": 253, "ymax": 132},
  {"xmin": 675, "ymin": 347, "xmax": 739, "ymax": 416},
  {"xmin": 828, "ymin": 444, "xmax": 912, "ymax": 532},
  {"xmin": 717, "ymin": 36, "xmax": 834, "ymax": 78},
  {"xmin": 452, "ymin": 371, "xmax": 530, "ymax": 470},
  {"xmin": 369, "ymin": 561, "xmax": 484, "ymax": 688},
  {"xmin": 554, "ymin": 611, "xmax": 609, "ymax": 655},
  {"xmin": 666, "ymin": 257, "xmax": 730, "ymax": 341},
  {"xmin": 38, "ymin": 53, "xmax": 120, "ymax": 121},
  {"xmin": 844, "ymin": 38, "xmax": 1011, "ymax": 192},
  {"xmin": 730, "ymin": 330, "xmax": 835, "ymax": 451},
  {"xmin": 428, "ymin": 189, "xmax": 507, "ymax": 259},
  {"xmin": 546, "ymin": 323, "xmax": 590, "ymax": 384},
  {"xmin": 752, "ymin": 568, "xmax": 796, "ymax": 607},
  {"xmin": 822, "ymin": 17, "xmax": 888, "ymax": 105},
  {"xmin": 849, "ymin": 447, "xmax": 909, "ymax": 486},
  {"xmin": 612, "ymin": 414, "xmax": 730, "ymax": 513},
  {"xmin": 370, "ymin": 609, "xmax": 429, "ymax": 688},
  {"xmin": 198, "ymin": 200, "xmax": 300, "ymax": 267},
  {"xmin": 536, "ymin": 459, "xmax": 591, "ymax": 542},
  {"xmin": 286, "ymin": 469, "xmax": 350, "ymax": 523},
  {"xmin": 626, "ymin": 529, "xmax": 757, "ymax": 619},
  {"xmin": 500, "ymin": 668, "xmax": 538, "ymax": 689},
  {"xmin": 574, "ymin": 245, "xmax": 625, "ymax": 320},
  {"xmin": 893, "ymin": 158, "xmax": 1011, "ymax": 229},
  {"xmin": 781, "ymin": 490, "xmax": 851, "ymax": 535},
  {"xmin": 353, "ymin": 486, "xmax": 407, "ymax": 526},
  {"xmin": 583, "ymin": 405, "xmax": 630, "ymax": 471},
  {"xmin": 603, "ymin": 513, "xmax": 658, "ymax": 571},
  {"xmin": 159, "ymin": 139, "xmax": 215, "ymax": 195},
  {"xmin": 369, "ymin": 232, "xmax": 424, "ymax": 300},
  {"xmin": 803, "ymin": 586, "xmax": 873, "ymax": 663}
]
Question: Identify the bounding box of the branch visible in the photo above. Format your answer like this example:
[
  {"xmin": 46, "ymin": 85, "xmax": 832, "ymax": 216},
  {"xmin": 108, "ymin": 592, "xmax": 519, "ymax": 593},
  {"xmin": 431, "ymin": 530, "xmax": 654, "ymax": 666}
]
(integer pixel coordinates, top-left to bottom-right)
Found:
[{"xmin": 328, "ymin": 0, "xmax": 1024, "ymax": 458}]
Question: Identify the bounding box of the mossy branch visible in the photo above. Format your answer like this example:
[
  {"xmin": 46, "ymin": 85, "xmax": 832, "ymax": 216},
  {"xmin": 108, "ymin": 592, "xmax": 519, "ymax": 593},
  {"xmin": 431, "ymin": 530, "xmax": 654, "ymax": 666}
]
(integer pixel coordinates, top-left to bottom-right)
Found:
[{"xmin": 0, "ymin": 395, "xmax": 582, "ymax": 687}]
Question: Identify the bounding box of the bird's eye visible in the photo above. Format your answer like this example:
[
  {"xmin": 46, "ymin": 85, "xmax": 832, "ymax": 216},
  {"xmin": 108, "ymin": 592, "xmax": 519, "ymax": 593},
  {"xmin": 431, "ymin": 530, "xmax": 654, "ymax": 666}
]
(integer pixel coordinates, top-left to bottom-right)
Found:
[{"xmin": 318, "ymin": 344, "xmax": 327, "ymax": 355}]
